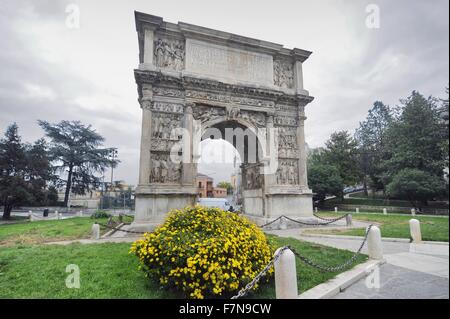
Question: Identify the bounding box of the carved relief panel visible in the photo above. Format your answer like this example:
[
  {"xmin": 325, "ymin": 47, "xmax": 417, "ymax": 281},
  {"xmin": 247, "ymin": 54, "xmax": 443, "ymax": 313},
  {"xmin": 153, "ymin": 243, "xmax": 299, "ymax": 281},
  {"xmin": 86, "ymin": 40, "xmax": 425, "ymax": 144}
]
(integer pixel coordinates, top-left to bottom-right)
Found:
[
  {"xmin": 151, "ymin": 112, "xmax": 182, "ymax": 139},
  {"xmin": 153, "ymin": 87, "xmax": 185, "ymax": 99},
  {"xmin": 154, "ymin": 37, "xmax": 185, "ymax": 71},
  {"xmin": 185, "ymin": 90, "xmax": 275, "ymax": 108},
  {"xmin": 150, "ymin": 108, "xmax": 183, "ymax": 153},
  {"xmin": 276, "ymin": 159, "xmax": 299, "ymax": 185},
  {"xmin": 243, "ymin": 164, "xmax": 263, "ymax": 190},
  {"xmin": 276, "ymin": 127, "xmax": 299, "ymax": 158},
  {"xmin": 149, "ymin": 153, "xmax": 182, "ymax": 184},
  {"xmin": 192, "ymin": 105, "xmax": 226, "ymax": 123},
  {"xmin": 240, "ymin": 110, "xmax": 266, "ymax": 128},
  {"xmin": 273, "ymin": 58, "xmax": 294, "ymax": 89},
  {"xmin": 275, "ymin": 103, "xmax": 298, "ymax": 114}
]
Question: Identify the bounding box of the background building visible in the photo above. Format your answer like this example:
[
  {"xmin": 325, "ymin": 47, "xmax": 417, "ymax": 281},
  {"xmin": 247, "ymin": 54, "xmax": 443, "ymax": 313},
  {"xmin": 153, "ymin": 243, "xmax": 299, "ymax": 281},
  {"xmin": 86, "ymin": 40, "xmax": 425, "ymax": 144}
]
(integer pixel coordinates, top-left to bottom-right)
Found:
[{"xmin": 196, "ymin": 173, "xmax": 227, "ymax": 198}]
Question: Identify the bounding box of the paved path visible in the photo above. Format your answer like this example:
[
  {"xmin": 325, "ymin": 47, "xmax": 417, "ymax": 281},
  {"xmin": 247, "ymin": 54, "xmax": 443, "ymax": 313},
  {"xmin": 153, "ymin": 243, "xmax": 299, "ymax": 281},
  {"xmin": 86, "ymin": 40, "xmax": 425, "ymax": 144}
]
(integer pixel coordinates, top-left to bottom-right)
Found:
[
  {"xmin": 333, "ymin": 263, "xmax": 449, "ymax": 299},
  {"xmin": 267, "ymin": 228, "xmax": 449, "ymax": 299}
]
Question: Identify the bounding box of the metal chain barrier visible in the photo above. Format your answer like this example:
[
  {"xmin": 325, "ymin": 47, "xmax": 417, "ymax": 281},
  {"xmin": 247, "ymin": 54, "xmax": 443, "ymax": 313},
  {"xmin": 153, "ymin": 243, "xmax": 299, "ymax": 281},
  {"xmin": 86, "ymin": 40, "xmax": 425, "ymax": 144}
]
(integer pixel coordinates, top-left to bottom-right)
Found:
[
  {"xmin": 290, "ymin": 224, "xmax": 373, "ymax": 272},
  {"xmin": 313, "ymin": 213, "xmax": 349, "ymax": 223},
  {"xmin": 231, "ymin": 225, "xmax": 373, "ymax": 299},
  {"xmin": 259, "ymin": 216, "xmax": 284, "ymax": 228},
  {"xmin": 283, "ymin": 214, "xmax": 347, "ymax": 226},
  {"xmin": 231, "ymin": 246, "xmax": 290, "ymax": 299},
  {"xmin": 260, "ymin": 214, "xmax": 348, "ymax": 228}
]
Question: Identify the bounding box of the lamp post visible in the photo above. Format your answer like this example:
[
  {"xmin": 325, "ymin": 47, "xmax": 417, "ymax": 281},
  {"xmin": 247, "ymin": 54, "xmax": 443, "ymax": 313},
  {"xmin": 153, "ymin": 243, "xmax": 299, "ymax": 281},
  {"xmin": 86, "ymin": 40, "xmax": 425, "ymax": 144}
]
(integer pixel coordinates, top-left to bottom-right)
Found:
[
  {"xmin": 109, "ymin": 149, "xmax": 118, "ymax": 192},
  {"xmin": 109, "ymin": 148, "xmax": 118, "ymax": 212}
]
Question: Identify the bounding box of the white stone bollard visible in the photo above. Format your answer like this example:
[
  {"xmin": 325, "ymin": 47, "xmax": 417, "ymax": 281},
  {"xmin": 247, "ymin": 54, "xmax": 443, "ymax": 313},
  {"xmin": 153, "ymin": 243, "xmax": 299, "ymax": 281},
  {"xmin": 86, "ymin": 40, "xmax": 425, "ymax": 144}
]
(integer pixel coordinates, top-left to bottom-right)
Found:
[
  {"xmin": 356, "ymin": 207, "xmax": 359, "ymax": 214},
  {"xmin": 314, "ymin": 207, "xmax": 318, "ymax": 213},
  {"xmin": 334, "ymin": 207, "xmax": 338, "ymax": 213},
  {"xmin": 54, "ymin": 210, "xmax": 59, "ymax": 219},
  {"xmin": 367, "ymin": 225, "xmax": 383, "ymax": 260},
  {"xmin": 409, "ymin": 219, "xmax": 422, "ymax": 243},
  {"xmin": 28, "ymin": 211, "xmax": 32, "ymax": 221},
  {"xmin": 411, "ymin": 208, "xmax": 416, "ymax": 216},
  {"xmin": 383, "ymin": 208, "xmax": 387, "ymax": 215},
  {"xmin": 58, "ymin": 213, "xmax": 63, "ymax": 219},
  {"xmin": 274, "ymin": 248, "xmax": 298, "ymax": 299},
  {"xmin": 346, "ymin": 214, "xmax": 352, "ymax": 227},
  {"xmin": 91, "ymin": 223, "xmax": 100, "ymax": 240}
]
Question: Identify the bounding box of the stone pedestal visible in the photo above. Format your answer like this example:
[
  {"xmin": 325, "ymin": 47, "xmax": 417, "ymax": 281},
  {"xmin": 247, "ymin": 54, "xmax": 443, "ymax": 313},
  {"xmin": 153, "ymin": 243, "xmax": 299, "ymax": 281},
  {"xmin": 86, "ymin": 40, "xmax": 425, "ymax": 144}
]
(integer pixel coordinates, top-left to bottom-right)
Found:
[{"xmin": 131, "ymin": 186, "xmax": 197, "ymax": 232}]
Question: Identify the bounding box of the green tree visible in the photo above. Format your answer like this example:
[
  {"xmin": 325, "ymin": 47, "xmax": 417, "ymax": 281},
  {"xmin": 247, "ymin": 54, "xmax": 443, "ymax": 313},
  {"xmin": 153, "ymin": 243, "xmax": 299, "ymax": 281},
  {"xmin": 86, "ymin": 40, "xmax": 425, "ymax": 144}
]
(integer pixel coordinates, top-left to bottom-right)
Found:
[
  {"xmin": 386, "ymin": 169, "xmax": 446, "ymax": 210},
  {"xmin": 0, "ymin": 124, "xmax": 53, "ymax": 219},
  {"xmin": 355, "ymin": 101, "xmax": 393, "ymax": 195},
  {"xmin": 383, "ymin": 91, "xmax": 448, "ymax": 178},
  {"xmin": 308, "ymin": 163, "xmax": 343, "ymax": 204},
  {"xmin": 38, "ymin": 120, "xmax": 119, "ymax": 207},
  {"xmin": 25, "ymin": 138, "xmax": 55, "ymax": 205},
  {"xmin": 439, "ymin": 86, "xmax": 449, "ymax": 179},
  {"xmin": 217, "ymin": 181, "xmax": 233, "ymax": 194},
  {"xmin": 0, "ymin": 124, "xmax": 28, "ymax": 219},
  {"xmin": 322, "ymin": 131, "xmax": 360, "ymax": 192}
]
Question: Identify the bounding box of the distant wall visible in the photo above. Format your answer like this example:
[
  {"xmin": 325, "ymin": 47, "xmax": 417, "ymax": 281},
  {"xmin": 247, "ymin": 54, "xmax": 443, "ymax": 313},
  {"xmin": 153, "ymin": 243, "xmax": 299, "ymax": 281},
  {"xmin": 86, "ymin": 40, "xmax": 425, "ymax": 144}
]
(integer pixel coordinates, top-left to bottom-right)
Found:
[{"xmin": 324, "ymin": 203, "xmax": 449, "ymax": 215}]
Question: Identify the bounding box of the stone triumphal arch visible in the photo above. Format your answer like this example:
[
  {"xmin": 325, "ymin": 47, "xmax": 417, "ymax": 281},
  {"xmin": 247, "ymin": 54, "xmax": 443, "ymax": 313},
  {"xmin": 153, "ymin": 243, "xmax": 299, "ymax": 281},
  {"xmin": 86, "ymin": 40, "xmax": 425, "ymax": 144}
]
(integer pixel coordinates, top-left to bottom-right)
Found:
[{"xmin": 132, "ymin": 11, "xmax": 315, "ymax": 231}]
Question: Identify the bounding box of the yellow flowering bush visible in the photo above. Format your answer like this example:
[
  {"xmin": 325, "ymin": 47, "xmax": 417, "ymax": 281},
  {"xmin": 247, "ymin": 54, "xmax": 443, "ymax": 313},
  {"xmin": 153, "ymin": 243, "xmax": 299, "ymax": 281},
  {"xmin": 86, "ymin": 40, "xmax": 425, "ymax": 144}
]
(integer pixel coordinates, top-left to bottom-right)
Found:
[{"xmin": 130, "ymin": 205, "xmax": 273, "ymax": 299}]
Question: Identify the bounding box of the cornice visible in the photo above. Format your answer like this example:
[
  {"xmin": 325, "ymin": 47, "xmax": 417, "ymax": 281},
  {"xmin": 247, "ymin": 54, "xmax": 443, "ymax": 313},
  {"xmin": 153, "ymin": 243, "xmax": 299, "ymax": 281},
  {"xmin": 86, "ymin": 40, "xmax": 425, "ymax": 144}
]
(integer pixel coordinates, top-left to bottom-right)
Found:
[{"xmin": 134, "ymin": 69, "xmax": 314, "ymax": 106}]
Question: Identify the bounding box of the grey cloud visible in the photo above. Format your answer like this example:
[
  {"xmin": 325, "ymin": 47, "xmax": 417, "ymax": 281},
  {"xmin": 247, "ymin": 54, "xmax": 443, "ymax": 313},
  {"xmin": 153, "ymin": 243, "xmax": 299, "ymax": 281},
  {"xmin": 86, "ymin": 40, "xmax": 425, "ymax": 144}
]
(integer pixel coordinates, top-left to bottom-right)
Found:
[{"xmin": 1, "ymin": 0, "xmax": 448, "ymax": 184}]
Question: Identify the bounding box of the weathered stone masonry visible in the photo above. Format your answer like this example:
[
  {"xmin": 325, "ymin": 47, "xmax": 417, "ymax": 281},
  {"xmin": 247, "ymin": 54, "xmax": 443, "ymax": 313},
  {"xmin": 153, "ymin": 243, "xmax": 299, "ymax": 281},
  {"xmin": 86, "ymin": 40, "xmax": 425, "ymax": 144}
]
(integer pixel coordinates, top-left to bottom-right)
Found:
[{"xmin": 132, "ymin": 11, "xmax": 315, "ymax": 231}]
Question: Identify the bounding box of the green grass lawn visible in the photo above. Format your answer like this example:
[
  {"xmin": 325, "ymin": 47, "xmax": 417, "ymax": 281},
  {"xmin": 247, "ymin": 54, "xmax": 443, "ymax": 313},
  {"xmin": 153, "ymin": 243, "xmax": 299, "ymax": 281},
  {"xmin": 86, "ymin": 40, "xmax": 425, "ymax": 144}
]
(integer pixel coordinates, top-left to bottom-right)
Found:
[
  {"xmin": 313, "ymin": 212, "xmax": 449, "ymax": 242},
  {"xmin": 0, "ymin": 236, "xmax": 367, "ymax": 299},
  {"xmin": 0, "ymin": 216, "xmax": 132, "ymax": 247}
]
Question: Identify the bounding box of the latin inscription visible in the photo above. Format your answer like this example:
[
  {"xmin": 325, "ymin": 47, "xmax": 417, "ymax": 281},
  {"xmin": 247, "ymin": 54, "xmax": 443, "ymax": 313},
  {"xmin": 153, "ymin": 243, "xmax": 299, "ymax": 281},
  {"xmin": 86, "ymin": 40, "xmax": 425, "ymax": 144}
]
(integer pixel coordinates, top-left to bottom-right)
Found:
[{"xmin": 185, "ymin": 39, "xmax": 273, "ymax": 86}]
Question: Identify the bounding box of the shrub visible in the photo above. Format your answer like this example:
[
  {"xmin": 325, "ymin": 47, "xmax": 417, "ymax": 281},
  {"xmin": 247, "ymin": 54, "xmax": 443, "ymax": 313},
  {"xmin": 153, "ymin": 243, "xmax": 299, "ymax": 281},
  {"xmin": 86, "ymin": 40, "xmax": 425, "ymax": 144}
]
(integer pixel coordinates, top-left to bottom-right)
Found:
[
  {"xmin": 130, "ymin": 206, "xmax": 273, "ymax": 299},
  {"xmin": 90, "ymin": 210, "xmax": 111, "ymax": 219},
  {"xmin": 386, "ymin": 168, "xmax": 447, "ymax": 208}
]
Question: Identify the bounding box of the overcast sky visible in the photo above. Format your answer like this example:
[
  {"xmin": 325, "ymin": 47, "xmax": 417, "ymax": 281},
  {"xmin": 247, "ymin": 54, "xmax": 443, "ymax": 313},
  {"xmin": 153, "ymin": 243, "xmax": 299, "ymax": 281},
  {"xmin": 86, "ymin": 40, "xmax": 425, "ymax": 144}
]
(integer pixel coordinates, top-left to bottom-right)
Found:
[{"xmin": 1, "ymin": 0, "xmax": 448, "ymax": 186}]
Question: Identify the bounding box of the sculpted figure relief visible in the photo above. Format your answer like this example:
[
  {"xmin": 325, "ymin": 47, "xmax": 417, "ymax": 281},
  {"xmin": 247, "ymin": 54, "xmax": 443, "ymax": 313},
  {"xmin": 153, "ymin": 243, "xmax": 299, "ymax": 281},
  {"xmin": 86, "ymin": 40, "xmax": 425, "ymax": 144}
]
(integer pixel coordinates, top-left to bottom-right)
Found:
[
  {"xmin": 240, "ymin": 110, "xmax": 266, "ymax": 128},
  {"xmin": 244, "ymin": 165, "xmax": 263, "ymax": 190},
  {"xmin": 154, "ymin": 38, "xmax": 185, "ymax": 71},
  {"xmin": 193, "ymin": 105, "xmax": 226, "ymax": 123},
  {"xmin": 185, "ymin": 90, "xmax": 275, "ymax": 108},
  {"xmin": 276, "ymin": 160, "xmax": 299, "ymax": 185},
  {"xmin": 150, "ymin": 154, "xmax": 181, "ymax": 183},
  {"xmin": 277, "ymin": 128, "xmax": 298, "ymax": 158},
  {"xmin": 227, "ymin": 106, "xmax": 240, "ymax": 120},
  {"xmin": 152, "ymin": 113, "xmax": 181, "ymax": 140},
  {"xmin": 273, "ymin": 59, "xmax": 294, "ymax": 89}
]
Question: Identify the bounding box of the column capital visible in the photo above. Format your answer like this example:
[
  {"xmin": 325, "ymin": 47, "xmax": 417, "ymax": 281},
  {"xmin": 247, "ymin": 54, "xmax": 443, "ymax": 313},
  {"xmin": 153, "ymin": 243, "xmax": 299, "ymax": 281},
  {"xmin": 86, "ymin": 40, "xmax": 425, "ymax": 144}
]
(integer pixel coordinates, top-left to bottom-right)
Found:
[
  {"xmin": 185, "ymin": 102, "xmax": 195, "ymax": 114},
  {"xmin": 266, "ymin": 114, "xmax": 274, "ymax": 125},
  {"xmin": 298, "ymin": 105, "xmax": 307, "ymax": 121},
  {"xmin": 139, "ymin": 99, "xmax": 152, "ymax": 110}
]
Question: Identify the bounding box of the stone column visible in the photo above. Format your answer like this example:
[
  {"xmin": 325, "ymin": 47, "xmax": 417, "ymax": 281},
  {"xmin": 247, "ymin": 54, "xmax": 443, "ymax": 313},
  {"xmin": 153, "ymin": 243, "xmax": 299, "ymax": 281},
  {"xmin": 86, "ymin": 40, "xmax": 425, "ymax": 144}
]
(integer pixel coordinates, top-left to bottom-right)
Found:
[
  {"xmin": 297, "ymin": 104, "xmax": 308, "ymax": 190},
  {"xmin": 182, "ymin": 103, "xmax": 195, "ymax": 185},
  {"xmin": 138, "ymin": 95, "xmax": 153, "ymax": 185},
  {"xmin": 263, "ymin": 114, "xmax": 276, "ymax": 186}
]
